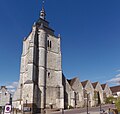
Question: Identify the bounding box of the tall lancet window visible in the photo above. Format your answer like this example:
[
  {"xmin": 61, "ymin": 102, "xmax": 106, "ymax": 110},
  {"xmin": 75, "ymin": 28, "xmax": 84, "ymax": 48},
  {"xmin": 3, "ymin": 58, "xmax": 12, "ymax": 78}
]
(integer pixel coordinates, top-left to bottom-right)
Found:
[
  {"xmin": 50, "ymin": 41, "xmax": 52, "ymax": 48},
  {"xmin": 47, "ymin": 40, "xmax": 52, "ymax": 48},
  {"xmin": 47, "ymin": 40, "xmax": 49, "ymax": 47}
]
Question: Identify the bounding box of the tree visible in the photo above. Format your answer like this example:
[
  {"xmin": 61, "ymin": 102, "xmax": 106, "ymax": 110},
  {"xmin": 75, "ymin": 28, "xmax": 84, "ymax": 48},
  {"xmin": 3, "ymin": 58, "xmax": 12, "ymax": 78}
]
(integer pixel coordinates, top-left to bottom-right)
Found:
[
  {"xmin": 105, "ymin": 96, "xmax": 116, "ymax": 104},
  {"xmin": 115, "ymin": 97, "xmax": 120, "ymax": 112}
]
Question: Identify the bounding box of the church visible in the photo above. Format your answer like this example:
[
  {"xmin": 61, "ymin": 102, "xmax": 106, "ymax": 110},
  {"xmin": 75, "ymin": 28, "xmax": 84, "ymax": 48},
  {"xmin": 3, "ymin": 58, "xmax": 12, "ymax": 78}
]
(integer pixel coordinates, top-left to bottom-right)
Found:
[{"xmin": 12, "ymin": 4, "xmax": 84, "ymax": 114}]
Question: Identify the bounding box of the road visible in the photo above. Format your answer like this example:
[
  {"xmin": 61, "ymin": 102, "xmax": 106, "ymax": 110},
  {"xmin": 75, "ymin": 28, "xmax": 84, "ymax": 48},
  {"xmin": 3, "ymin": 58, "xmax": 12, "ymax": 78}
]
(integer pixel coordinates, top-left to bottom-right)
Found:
[{"xmin": 50, "ymin": 104, "xmax": 115, "ymax": 114}]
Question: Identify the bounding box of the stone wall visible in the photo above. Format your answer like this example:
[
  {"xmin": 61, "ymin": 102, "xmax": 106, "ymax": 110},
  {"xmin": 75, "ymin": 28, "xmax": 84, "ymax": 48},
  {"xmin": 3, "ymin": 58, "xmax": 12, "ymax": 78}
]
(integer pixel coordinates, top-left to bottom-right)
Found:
[{"xmin": 0, "ymin": 86, "xmax": 10, "ymax": 106}]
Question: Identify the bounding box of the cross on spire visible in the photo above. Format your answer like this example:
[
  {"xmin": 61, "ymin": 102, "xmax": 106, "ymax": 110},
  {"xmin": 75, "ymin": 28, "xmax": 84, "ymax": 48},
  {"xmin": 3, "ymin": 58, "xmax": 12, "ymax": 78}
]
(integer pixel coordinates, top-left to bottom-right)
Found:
[
  {"xmin": 40, "ymin": 0, "xmax": 46, "ymax": 20},
  {"xmin": 42, "ymin": 0, "xmax": 45, "ymax": 8}
]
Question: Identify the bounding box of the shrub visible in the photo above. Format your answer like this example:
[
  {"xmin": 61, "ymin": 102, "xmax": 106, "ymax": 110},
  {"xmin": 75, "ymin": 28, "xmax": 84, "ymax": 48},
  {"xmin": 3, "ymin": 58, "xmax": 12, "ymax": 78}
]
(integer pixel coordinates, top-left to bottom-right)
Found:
[
  {"xmin": 115, "ymin": 97, "xmax": 120, "ymax": 112},
  {"xmin": 68, "ymin": 105, "xmax": 74, "ymax": 109},
  {"xmin": 105, "ymin": 96, "xmax": 116, "ymax": 104}
]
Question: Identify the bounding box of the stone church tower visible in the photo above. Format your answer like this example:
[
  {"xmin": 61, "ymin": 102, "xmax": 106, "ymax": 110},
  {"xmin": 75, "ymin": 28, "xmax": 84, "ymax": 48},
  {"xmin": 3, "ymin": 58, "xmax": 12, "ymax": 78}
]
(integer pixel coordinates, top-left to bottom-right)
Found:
[{"xmin": 13, "ymin": 5, "xmax": 64, "ymax": 113}]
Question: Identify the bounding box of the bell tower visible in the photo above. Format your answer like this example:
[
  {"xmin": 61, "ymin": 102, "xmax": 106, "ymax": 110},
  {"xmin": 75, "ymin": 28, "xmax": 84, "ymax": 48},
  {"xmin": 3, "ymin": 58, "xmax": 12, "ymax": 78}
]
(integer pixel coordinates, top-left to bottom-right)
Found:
[{"xmin": 13, "ymin": 1, "xmax": 64, "ymax": 113}]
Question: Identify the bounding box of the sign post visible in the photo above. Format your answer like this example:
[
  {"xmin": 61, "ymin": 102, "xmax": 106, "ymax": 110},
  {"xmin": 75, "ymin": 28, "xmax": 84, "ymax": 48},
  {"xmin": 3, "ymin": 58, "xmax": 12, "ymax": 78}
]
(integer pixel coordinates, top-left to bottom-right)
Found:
[{"xmin": 4, "ymin": 104, "xmax": 11, "ymax": 114}]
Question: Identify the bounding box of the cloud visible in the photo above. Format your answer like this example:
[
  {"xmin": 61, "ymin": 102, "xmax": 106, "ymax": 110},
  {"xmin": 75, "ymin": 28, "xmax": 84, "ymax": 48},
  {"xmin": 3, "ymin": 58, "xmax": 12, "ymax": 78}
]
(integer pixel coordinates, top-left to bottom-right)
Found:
[
  {"xmin": 6, "ymin": 82, "xmax": 18, "ymax": 94},
  {"xmin": 6, "ymin": 82, "xmax": 18, "ymax": 89},
  {"xmin": 8, "ymin": 89, "xmax": 16, "ymax": 93},
  {"xmin": 116, "ymin": 73, "xmax": 120, "ymax": 77},
  {"xmin": 116, "ymin": 69, "xmax": 120, "ymax": 72},
  {"xmin": 6, "ymin": 85, "xmax": 15, "ymax": 89},
  {"xmin": 107, "ymin": 68, "xmax": 120, "ymax": 85},
  {"xmin": 107, "ymin": 76, "xmax": 120, "ymax": 85}
]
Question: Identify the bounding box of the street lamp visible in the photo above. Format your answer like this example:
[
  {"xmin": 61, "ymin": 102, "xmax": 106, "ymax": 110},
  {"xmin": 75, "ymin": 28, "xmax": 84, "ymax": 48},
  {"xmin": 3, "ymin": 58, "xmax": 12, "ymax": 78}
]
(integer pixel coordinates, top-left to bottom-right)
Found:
[
  {"xmin": 75, "ymin": 92, "xmax": 79, "ymax": 108},
  {"xmin": 83, "ymin": 89, "xmax": 90, "ymax": 114},
  {"xmin": 97, "ymin": 91, "xmax": 102, "ymax": 112},
  {"xmin": 86, "ymin": 92, "xmax": 90, "ymax": 114}
]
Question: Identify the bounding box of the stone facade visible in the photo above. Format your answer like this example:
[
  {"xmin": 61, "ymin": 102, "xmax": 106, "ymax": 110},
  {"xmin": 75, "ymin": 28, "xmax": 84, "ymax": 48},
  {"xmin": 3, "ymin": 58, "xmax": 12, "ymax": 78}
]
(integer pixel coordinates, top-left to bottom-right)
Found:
[
  {"xmin": 0, "ymin": 86, "xmax": 11, "ymax": 107},
  {"xmin": 81, "ymin": 80, "xmax": 95, "ymax": 107},
  {"xmin": 68, "ymin": 77, "xmax": 84, "ymax": 108},
  {"xmin": 101, "ymin": 84, "xmax": 112, "ymax": 99},
  {"xmin": 12, "ymin": 4, "xmax": 115, "ymax": 113},
  {"xmin": 92, "ymin": 82, "xmax": 104, "ymax": 105},
  {"xmin": 62, "ymin": 75, "xmax": 74, "ymax": 108},
  {"xmin": 13, "ymin": 6, "xmax": 64, "ymax": 113}
]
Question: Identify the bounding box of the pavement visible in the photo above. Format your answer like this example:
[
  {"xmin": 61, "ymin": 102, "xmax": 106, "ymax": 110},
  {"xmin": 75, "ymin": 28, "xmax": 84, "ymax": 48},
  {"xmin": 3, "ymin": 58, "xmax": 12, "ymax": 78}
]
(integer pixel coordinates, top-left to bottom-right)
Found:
[
  {"xmin": 50, "ymin": 104, "xmax": 115, "ymax": 114},
  {"xmin": 51, "ymin": 110, "xmax": 108, "ymax": 114}
]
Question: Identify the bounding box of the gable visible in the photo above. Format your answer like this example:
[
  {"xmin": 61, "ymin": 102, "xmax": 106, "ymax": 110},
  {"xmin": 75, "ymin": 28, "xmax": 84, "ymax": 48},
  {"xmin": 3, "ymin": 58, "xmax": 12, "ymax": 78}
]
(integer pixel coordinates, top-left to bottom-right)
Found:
[
  {"xmin": 85, "ymin": 81, "xmax": 94, "ymax": 91},
  {"xmin": 95, "ymin": 82, "xmax": 103, "ymax": 92},
  {"xmin": 81, "ymin": 80, "xmax": 88, "ymax": 88},
  {"xmin": 72, "ymin": 78, "xmax": 83, "ymax": 92}
]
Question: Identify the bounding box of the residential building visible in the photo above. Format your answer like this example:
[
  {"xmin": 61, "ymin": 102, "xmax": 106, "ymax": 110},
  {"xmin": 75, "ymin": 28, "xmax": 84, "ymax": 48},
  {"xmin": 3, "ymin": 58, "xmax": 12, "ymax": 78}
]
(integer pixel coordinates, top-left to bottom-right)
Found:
[
  {"xmin": 110, "ymin": 85, "xmax": 120, "ymax": 98},
  {"xmin": 101, "ymin": 83, "xmax": 112, "ymax": 102},
  {"xmin": 68, "ymin": 77, "xmax": 84, "ymax": 108},
  {"xmin": 0, "ymin": 86, "xmax": 10, "ymax": 107},
  {"xmin": 92, "ymin": 82, "xmax": 104, "ymax": 105},
  {"xmin": 81, "ymin": 80, "xmax": 95, "ymax": 107}
]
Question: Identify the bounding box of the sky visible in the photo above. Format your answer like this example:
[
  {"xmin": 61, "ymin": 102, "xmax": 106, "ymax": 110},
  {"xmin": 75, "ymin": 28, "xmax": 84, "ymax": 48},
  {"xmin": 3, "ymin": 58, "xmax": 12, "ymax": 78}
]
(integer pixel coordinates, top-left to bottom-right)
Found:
[{"xmin": 0, "ymin": 0, "xmax": 120, "ymax": 90}]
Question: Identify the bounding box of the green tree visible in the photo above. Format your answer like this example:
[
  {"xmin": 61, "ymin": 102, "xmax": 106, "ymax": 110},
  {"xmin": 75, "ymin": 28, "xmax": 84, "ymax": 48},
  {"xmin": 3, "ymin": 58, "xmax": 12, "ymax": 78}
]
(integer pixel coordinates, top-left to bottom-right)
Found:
[
  {"xmin": 105, "ymin": 96, "xmax": 116, "ymax": 104},
  {"xmin": 115, "ymin": 97, "xmax": 120, "ymax": 112}
]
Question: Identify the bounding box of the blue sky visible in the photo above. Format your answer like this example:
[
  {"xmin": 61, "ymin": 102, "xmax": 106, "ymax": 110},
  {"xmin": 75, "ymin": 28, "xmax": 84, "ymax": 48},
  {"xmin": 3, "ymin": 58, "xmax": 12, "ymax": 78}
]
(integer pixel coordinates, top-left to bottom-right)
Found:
[{"xmin": 0, "ymin": 0, "xmax": 120, "ymax": 88}]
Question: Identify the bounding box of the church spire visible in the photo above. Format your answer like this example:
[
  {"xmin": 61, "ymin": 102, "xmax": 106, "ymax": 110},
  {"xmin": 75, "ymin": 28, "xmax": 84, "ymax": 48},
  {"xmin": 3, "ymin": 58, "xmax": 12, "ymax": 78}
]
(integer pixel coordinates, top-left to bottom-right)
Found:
[{"xmin": 40, "ymin": 0, "xmax": 46, "ymax": 20}]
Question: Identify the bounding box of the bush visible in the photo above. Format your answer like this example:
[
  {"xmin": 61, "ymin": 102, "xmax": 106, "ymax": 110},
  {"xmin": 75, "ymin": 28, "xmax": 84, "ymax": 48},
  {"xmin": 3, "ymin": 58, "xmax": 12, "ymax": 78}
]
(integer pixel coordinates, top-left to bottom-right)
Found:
[
  {"xmin": 68, "ymin": 105, "xmax": 74, "ymax": 109},
  {"xmin": 105, "ymin": 96, "xmax": 116, "ymax": 104},
  {"xmin": 115, "ymin": 97, "xmax": 120, "ymax": 112}
]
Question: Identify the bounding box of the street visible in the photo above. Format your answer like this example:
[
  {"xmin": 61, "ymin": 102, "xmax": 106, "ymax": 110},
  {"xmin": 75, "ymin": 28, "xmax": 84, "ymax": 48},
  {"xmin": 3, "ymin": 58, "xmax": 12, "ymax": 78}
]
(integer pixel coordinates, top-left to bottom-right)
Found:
[{"xmin": 50, "ymin": 104, "xmax": 115, "ymax": 114}]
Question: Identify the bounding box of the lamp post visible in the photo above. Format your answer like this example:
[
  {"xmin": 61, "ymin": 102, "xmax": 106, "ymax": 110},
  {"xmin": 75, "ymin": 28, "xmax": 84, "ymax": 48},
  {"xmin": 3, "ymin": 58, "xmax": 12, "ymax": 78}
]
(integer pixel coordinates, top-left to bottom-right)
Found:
[
  {"xmin": 87, "ymin": 93, "xmax": 89, "ymax": 114},
  {"xmin": 61, "ymin": 108, "xmax": 64, "ymax": 114},
  {"xmin": 75, "ymin": 92, "xmax": 78, "ymax": 108},
  {"xmin": 83, "ymin": 89, "xmax": 90, "ymax": 114},
  {"xmin": 97, "ymin": 92, "xmax": 102, "ymax": 113}
]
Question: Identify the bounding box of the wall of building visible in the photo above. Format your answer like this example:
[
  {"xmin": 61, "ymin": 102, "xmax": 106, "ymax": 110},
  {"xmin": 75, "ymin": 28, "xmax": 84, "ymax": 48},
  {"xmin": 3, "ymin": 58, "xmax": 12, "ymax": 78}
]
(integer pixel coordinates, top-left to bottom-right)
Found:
[
  {"xmin": 71, "ymin": 78, "xmax": 84, "ymax": 108},
  {"xmin": 0, "ymin": 86, "xmax": 10, "ymax": 107}
]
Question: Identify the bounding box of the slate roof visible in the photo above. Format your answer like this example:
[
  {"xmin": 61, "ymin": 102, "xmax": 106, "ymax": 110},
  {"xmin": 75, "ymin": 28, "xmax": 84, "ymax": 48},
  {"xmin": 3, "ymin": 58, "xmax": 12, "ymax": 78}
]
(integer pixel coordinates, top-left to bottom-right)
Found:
[
  {"xmin": 0, "ymin": 86, "xmax": 7, "ymax": 90},
  {"xmin": 110, "ymin": 85, "xmax": 120, "ymax": 93},
  {"xmin": 101, "ymin": 84, "xmax": 106, "ymax": 90},
  {"xmin": 24, "ymin": 80, "xmax": 34, "ymax": 84},
  {"xmin": 81, "ymin": 80, "xmax": 89, "ymax": 88},
  {"xmin": 92, "ymin": 82, "xmax": 98, "ymax": 89},
  {"xmin": 67, "ymin": 77, "xmax": 77, "ymax": 86}
]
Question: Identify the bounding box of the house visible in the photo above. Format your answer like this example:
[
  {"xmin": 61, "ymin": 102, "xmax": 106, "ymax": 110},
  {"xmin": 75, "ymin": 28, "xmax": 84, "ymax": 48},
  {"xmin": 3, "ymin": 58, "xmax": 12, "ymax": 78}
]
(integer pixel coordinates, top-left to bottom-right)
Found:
[
  {"xmin": 81, "ymin": 80, "xmax": 95, "ymax": 107},
  {"xmin": 92, "ymin": 82, "xmax": 104, "ymax": 105},
  {"xmin": 101, "ymin": 83, "xmax": 112, "ymax": 101},
  {"xmin": 62, "ymin": 75, "xmax": 75, "ymax": 108},
  {"xmin": 0, "ymin": 86, "xmax": 11, "ymax": 107},
  {"xmin": 67, "ymin": 77, "xmax": 84, "ymax": 108},
  {"xmin": 110, "ymin": 85, "xmax": 120, "ymax": 98}
]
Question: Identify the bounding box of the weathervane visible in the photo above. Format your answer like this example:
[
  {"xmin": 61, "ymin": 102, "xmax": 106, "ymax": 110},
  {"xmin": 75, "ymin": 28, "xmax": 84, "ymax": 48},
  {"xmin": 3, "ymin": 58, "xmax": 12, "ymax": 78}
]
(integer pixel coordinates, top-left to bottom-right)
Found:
[
  {"xmin": 40, "ymin": 0, "xmax": 46, "ymax": 20},
  {"xmin": 42, "ymin": 0, "xmax": 45, "ymax": 8}
]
